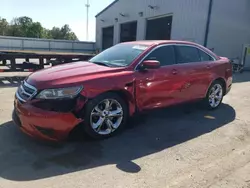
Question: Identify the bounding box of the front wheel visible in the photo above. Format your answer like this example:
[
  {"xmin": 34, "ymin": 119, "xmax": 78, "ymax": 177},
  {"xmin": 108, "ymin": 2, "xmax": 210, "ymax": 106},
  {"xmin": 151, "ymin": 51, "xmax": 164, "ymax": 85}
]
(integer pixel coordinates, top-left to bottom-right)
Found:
[
  {"xmin": 203, "ymin": 81, "xmax": 224, "ymax": 110},
  {"xmin": 82, "ymin": 93, "xmax": 128, "ymax": 139}
]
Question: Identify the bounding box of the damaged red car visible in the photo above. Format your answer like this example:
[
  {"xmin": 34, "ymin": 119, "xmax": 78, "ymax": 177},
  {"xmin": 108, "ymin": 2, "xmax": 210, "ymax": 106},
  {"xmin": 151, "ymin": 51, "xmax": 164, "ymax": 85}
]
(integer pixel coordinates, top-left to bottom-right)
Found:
[{"xmin": 12, "ymin": 40, "xmax": 232, "ymax": 141}]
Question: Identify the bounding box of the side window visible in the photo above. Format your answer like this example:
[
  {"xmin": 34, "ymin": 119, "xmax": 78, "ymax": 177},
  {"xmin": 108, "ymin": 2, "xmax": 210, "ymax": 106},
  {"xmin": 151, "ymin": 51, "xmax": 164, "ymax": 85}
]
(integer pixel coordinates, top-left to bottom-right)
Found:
[
  {"xmin": 145, "ymin": 46, "xmax": 175, "ymax": 66},
  {"xmin": 176, "ymin": 46, "xmax": 200, "ymax": 64},
  {"xmin": 198, "ymin": 49, "xmax": 214, "ymax": 61}
]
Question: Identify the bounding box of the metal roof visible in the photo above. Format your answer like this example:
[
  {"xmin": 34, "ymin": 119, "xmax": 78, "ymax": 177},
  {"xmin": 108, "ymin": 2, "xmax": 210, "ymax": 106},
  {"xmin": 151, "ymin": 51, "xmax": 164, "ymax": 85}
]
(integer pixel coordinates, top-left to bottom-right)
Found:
[{"xmin": 95, "ymin": 0, "xmax": 119, "ymax": 17}]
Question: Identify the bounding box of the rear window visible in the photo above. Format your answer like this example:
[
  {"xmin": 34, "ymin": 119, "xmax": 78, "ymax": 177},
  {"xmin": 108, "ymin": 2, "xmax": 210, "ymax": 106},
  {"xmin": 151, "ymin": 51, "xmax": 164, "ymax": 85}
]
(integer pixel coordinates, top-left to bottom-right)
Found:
[
  {"xmin": 199, "ymin": 50, "xmax": 214, "ymax": 61},
  {"xmin": 176, "ymin": 46, "xmax": 200, "ymax": 64}
]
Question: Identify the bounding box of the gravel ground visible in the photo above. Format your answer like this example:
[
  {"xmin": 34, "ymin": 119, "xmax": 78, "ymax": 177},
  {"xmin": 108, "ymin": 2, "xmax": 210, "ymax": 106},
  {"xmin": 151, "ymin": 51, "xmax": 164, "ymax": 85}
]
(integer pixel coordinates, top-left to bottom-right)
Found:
[{"xmin": 0, "ymin": 72, "xmax": 250, "ymax": 188}]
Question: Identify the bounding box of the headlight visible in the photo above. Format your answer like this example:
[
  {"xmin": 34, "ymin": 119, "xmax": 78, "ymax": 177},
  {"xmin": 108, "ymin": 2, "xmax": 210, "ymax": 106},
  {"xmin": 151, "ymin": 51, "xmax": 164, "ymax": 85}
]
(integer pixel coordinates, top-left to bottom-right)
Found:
[{"xmin": 36, "ymin": 86, "xmax": 83, "ymax": 99}]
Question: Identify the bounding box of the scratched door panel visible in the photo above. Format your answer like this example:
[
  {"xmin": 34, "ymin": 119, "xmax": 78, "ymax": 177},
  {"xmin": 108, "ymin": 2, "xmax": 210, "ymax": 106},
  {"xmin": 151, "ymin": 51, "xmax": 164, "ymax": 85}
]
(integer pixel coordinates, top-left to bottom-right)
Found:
[{"xmin": 135, "ymin": 63, "xmax": 185, "ymax": 110}]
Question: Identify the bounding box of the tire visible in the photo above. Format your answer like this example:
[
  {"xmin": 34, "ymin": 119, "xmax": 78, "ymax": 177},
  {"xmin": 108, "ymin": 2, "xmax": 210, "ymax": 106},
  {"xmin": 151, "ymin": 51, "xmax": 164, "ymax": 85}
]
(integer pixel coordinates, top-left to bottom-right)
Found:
[
  {"xmin": 203, "ymin": 80, "xmax": 224, "ymax": 110},
  {"xmin": 82, "ymin": 92, "xmax": 128, "ymax": 139}
]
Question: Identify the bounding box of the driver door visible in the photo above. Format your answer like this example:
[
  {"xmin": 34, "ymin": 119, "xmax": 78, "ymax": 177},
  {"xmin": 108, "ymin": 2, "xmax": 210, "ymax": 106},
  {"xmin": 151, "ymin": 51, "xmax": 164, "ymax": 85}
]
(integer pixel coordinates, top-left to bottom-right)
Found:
[{"xmin": 135, "ymin": 45, "xmax": 184, "ymax": 110}]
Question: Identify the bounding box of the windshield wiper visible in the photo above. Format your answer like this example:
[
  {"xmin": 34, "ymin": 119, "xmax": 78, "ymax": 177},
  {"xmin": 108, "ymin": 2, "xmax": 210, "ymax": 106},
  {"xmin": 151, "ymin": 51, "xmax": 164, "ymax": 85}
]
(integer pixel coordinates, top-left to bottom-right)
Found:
[{"xmin": 91, "ymin": 61, "xmax": 111, "ymax": 67}]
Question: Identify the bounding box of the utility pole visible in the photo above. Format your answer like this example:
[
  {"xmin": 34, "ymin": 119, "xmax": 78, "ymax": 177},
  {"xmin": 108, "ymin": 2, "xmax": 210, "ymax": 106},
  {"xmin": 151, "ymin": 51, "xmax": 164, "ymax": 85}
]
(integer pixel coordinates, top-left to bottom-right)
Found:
[{"xmin": 85, "ymin": 0, "xmax": 90, "ymax": 41}]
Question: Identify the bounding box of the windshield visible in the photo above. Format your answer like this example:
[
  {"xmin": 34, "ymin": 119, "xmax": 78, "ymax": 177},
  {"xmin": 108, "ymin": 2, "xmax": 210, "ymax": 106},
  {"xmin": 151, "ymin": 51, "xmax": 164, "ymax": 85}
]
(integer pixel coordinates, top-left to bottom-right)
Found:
[{"xmin": 89, "ymin": 43, "xmax": 149, "ymax": 67}]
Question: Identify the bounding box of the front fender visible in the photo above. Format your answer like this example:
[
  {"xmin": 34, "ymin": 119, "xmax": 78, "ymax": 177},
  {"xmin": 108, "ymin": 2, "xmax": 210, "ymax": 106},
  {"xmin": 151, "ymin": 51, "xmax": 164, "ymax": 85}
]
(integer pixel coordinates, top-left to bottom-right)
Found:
[{"xmin": 79, "ymin": 73, "xmax": 137, "ymax": 116}]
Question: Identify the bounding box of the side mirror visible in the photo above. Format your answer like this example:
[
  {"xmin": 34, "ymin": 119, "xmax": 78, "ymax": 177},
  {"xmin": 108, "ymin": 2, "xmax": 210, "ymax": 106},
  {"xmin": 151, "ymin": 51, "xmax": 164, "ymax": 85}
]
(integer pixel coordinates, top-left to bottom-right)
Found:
[{"xmin": 140, "ymin": 60, "xmax": 160, "ymax": 70}]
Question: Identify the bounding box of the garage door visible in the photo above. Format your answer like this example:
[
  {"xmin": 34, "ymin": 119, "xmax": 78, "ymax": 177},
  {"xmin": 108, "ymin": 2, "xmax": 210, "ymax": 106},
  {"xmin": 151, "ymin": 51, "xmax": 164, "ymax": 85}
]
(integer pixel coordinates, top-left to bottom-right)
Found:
[
  {"xmin": 146, "ymin": 15, "xmax": 173, "ymax": 40},
  {"xmin": 102, "ymin": 26, "xmax": 114, "ymax": 50},
  {"xmin": 120, "ymin": 21, "xmax": 137, "ymax": 42}
]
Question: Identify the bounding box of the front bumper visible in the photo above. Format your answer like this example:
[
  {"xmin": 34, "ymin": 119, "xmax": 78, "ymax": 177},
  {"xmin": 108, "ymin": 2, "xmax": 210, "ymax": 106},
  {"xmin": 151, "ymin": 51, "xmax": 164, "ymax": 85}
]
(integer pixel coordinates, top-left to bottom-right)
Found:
[{"xmin": 12, "ymin": 98, "xmax": 82, "ymax": 142}]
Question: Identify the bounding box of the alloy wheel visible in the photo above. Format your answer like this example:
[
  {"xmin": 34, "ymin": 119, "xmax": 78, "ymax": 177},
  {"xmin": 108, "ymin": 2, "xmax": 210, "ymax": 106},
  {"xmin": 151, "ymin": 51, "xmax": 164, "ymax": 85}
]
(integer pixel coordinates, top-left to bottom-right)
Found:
[
  {"xmin": 90, "ymin": 99, "xmax": 124, "ymax": 135},
  {"xmin": 208, "ymin": 84, "xmax": 223, "ymax": 108}
]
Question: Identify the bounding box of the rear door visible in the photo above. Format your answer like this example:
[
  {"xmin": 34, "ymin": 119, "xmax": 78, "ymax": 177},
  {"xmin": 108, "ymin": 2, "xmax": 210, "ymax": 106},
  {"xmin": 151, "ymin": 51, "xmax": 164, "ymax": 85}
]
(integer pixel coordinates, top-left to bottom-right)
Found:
[{"xmin": 174, "ymin": 45, "xmax": 215, "ymax": 101}]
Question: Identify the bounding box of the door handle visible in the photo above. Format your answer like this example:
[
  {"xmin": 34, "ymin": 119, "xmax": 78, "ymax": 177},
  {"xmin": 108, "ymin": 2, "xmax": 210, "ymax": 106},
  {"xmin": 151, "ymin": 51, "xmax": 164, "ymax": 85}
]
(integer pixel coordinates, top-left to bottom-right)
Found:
[
  {"xmin": 206, "ymin": 65, "xmax": 211, "ymax": 69},
  {"xmin": 172, "ymin": 69, "xmax": 177, "ymax": 75}
]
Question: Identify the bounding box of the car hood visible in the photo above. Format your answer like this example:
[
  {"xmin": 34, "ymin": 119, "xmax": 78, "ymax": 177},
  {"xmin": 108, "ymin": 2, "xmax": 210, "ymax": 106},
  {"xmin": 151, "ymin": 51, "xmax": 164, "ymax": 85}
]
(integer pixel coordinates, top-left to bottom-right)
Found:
[{"xmin": 26, "ymin": 61, "xmax": 126, "ymax": 89}]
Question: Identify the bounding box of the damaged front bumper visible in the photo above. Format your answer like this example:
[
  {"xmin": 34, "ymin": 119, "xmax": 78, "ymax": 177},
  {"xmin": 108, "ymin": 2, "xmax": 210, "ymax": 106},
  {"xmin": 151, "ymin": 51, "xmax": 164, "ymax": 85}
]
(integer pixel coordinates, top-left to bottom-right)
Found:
[{"xmin": 12, "ymin": 96, "xmax": 87, "ymax": 141}]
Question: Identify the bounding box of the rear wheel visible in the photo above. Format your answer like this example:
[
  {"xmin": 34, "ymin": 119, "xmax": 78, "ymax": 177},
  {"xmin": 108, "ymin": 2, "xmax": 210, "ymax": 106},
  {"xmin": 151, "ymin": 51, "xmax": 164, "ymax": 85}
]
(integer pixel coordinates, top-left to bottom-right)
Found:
[
  {"xmin": 203, "ymin": 81, "xmax": 224, "ymax": 110},
  {"xmin": 83, "ymin": 93, "xmax": 128, "ymax": 139}
]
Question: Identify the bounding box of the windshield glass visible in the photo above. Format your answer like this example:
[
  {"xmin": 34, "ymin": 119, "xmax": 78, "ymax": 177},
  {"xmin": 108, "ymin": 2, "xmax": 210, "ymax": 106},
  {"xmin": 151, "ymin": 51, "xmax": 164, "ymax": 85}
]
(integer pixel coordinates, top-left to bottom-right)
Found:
[{"xmin": 89, "ymin": 43, "xmax": 149, "ymax": 67}]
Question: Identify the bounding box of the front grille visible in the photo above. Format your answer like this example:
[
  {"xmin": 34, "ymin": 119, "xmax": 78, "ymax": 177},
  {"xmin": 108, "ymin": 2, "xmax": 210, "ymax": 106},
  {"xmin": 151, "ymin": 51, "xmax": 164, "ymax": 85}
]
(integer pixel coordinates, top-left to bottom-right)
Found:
[{"xmin": 16, "ymin": 81, "xmax": 37, "ymax": 102}]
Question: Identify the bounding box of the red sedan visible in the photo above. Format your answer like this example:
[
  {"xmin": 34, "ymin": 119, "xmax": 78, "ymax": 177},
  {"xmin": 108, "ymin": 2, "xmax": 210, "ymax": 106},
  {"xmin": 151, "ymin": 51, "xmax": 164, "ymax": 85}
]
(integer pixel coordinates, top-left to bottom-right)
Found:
[{"xmin": 12, "ymin": 40, "xmax": 232, "ymax": 141}]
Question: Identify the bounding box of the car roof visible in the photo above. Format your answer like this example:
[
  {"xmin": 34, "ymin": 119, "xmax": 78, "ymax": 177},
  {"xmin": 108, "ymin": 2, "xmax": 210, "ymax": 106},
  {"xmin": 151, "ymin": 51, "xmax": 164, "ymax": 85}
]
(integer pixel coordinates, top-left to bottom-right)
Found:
[
  {"xmin": 120, "ymin": 40, "xmax": 219, "ymax": 59},
  {"xmin": 122, "ymin": 40, "xmax": 198, "ymax": 46}
]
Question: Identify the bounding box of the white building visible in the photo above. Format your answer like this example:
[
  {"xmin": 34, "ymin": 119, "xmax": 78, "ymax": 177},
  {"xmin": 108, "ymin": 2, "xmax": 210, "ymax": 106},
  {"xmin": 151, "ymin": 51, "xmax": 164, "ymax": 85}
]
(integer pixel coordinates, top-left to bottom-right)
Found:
[{"xmin": 95, "ymin": 0, "xmax": 250, "ymax": 60}]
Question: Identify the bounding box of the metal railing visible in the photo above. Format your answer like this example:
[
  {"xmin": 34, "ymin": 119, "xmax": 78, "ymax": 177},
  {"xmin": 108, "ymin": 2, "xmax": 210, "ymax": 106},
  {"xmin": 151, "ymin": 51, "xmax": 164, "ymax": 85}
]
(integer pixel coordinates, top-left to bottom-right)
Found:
[{"xmin": 0, "ymin": 36, "xmax": 96, "ymax": 53}]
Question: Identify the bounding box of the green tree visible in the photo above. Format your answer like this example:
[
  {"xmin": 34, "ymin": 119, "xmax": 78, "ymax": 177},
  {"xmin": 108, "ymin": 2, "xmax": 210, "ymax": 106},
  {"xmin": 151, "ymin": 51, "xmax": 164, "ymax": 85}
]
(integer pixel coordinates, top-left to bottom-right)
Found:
[
  {"xmin": 7, "ymin": 17, "xmax": 22, "ymax": 36},
  {"xmin": 49, "ymin": 25, "xmax": 78, "ymax": 40},
  {"xmin": 18, "ymin": 16, "xmax": 33, "ymax": 36},
  {"xmin": 0, "ymin": 16, "xmax": 78, "ymax": 40},
  {"xmin": 50, "ymin": 27, "xmax": 62, "ymax": 39},
  {"xmin": 0, "ymin": 17, "xmax": 9, "ymax": 35},
  {"xmin": 27, "ymin": 22, "xmax": 43, "ymax": 38},
  {"xmin": 61, "ymin": 24, "xmax": 71, "ymax": 38},
  {"xmin": 66, "ymin": 32, "xmax": 78, "ymax": 40},
  {"xmin": 42, "ymin": 28, "xmax": 53, "ymax": 39}
]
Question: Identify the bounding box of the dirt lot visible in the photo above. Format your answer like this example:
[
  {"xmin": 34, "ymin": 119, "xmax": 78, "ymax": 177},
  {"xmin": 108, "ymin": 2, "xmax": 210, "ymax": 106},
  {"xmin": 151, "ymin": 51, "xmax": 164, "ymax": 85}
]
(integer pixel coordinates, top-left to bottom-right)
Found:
[{"xmin": 1, "ymin": 72, "xmax": 250, "ymax": 188}]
